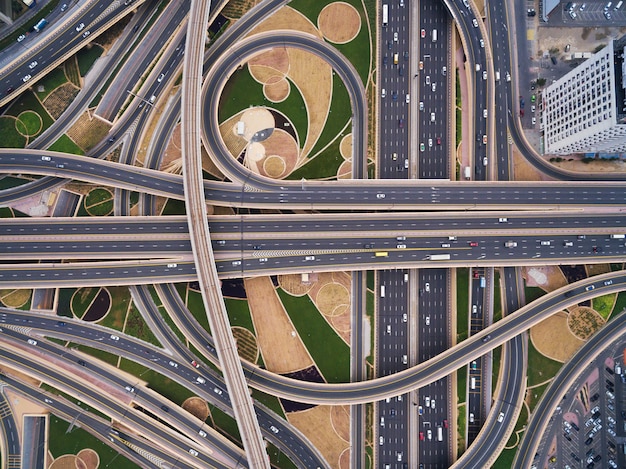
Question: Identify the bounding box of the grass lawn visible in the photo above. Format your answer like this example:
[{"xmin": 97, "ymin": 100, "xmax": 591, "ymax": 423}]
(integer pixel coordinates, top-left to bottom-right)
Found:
[
  {"xmin": 84, "ymin": 188, "xmax": 113, "ymax": 216},
  {"xmin": 85, "ymin": 188, "xmax": 112, "ymax": 206},
  {"xmin": 185, "ymin": 289, "xmax": 211, "ymax": 331},
  {"xmin": 161, "ymin": 198, "xmax": 186, "ymax": 215},
  {"xmin": 250, "ymin": 388, "xmax": 285, "ymax": 419},
  {"xmin": 5, "ymin": 90, "xmax": 54, "ymax": 133},
  {"xmin": 525, "ymin": 285, "xmax": 546, "ymax": 304},
  {"xmin": 48, "ymin": 414, "xmax": 140, "ymax": 469},
  {"xmin": 289, "ymin": 130, "xmax": 345, "ymax": 180},
  {"xmin": 267, "ymin": 441, "xmax": 299, "ymax": 469},
  {"xmin": 16, "ymin": 110, "xmax": 42, "ymax": 136},
  {"xmin": 528, "ymin": 381, "xmax": 549, "ymax": 413},
  {"xmin": 124, "ymin": 303, "xmax": 160, "ymax": 347},
  {"xmin": 0, "ymin": 176, "xmax": 29, "ymax": 189},
  {"xmin": 527, "ymin": 339, "xmax": 562, "ymax": 387},
  {"xmin": 277, "ymin": 288, "xmax": 350, "ymax": 382},
  {"xmin": 48, "ymin": 134, "xmax": 85, "ymax": 155},
  {"xmin": 457, "ymin": 267, "xmax": 469, "ymax": 342},
  {"xmin": 457, "ymin": 365, "xmax": 467, "ymax": 404},
  {"xmin": 77, "ymin": 44, "xmax": 104, "ymax": 76},
  {"xmin": 224, "ymin": 297, "xmax": 255, "ymax": 333},
  {"xmin": 492, "ymin": 345, "xmax": 502, "ymax": 394},
  {"xmin": 366, "ymin": 271, "xmax": 374, "ymax": 291},
  {"xmin": 210, "ymin": 405, "xmax": 241, "ymax": 443},
  {"xmin": 96, "ymin": 286, "xmax": 130, "ymax": 331},
  {"xmin": 593, "ymin": 293, "xmax": 616, "ymax": 320},
  {"xmin": 493, "ymin": 271, "xmax": 503, "ymax": 322},
  {"xmin": 457, "ymin": 402, "xmax": 466, "ymax": 457},
  {"xmin": 493, "ymin": 447, "xmax": 516, "ymax": 469},
  {"xmin": 74, "ymin": 342, "xmax": 119, "ymax": 367},
  {"xmin": 0, "ymin": 117, "xmax": 27, "ymax": 148},
  {"xmin": 35, "ymin": 67, "xmax": 68, "ymax": 100},
  {"xmin": 611, "ymin": 291, "xmax": 626, "ymax": 320}
]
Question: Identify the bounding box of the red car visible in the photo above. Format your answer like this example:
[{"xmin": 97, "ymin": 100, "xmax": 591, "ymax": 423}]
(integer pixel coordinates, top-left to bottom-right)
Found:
[
  {"xmin": 419, "ymin": 431, "xmax": 425, "ymax": 440},
  {"xmin": 473, "ymin": 270, "xmax": 480, "ymax": 279},
  {"xmin": 191, "ymin": 360, "xmax": 200, "ymax": 368},
  {"xmin": 470, "ymin": 241, "xmax": 479, "ymax": 247},
  {"xmin": 421, "ymin": 29, "xmax": 426, "ymax": 38},
  {"xmin": 436, "ymin": 137, "xmax": 441, "ymax": 145},
  {"xmin": 443, "ymin": 419, "xmax": 448, "ymax": 429}
]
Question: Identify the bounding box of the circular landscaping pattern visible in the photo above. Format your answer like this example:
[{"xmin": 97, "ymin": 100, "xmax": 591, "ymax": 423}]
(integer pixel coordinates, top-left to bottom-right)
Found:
[
  {"xmin": 263, "ymin": 77, "xmax": 290, "ymax": 103},
  {"xmin": 182, "ymin": 396, "xmax": 209, "ymax": 421},
  {"xmin": 0, "ymin": 289, "xmax": 31, "ymax": 309},
  {"xmin": 263, "ymin": 155, "xmax": 287, "ymax": 178},
  {"xmin": 278, "ymin": 274, "xmax": 314, "ymax": 296},
  {"xmin": 71, "ymin": 287, "xmax": 111, "ymax": 322},
  {"xmin": 0, "ymin": 116, "xmax": 27, "ymax": 148},
  {"xmin": 49, "ymin": 454, "xmax": 78, "ymax": 469},
  {"xmin": 318, "ymin": 2, "xmax": 361, "ymax": 44},
  {"xmin": 15, "ymin": 111, "xmax": 43, "ymax": 137},
  {"xmin": 76, "ymin": 448, "xmax": 100, "ymax": 469},
  {"xmin": 232, "ymin": 326, "xmax": 259, "ymax": 363},
  {"xmin": 567, "ymin": 306, "xmax": 605, "ymax": 340},
  {"xmin": 316, "ymin": 283, "xmax": 350, "ymax": 317},
  {"xmin": 84, "ymin": 188, "xmax": 113, "ymax": 216}
]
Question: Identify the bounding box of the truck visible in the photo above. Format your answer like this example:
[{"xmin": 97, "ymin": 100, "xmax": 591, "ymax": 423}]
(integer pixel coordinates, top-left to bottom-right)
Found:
[
  {"xmin": 437, "ymin": 426, "xmax": 443, "ymax": 441},
  {"xmin": 375, "ymin": 251, "xmax": 389, "ymax": 257},
  {"xmin": 382, "ymin": 4, "xmax": 388, "ymax": 26},
  {"xmin": 33, "ymin": 18, "xmax": 48, "ymax": 32},
  {"xmin": 505, "ymin": 241, "xmax": 518, "ymax": 248},
  {"xmin": 432, "ymin": 29, "xmax": 437, "ymax": 42},
  {"xmin": 480, "ymin": 276, "xmax": 486, "ymax": 288},
  {"xmin": 464, "ymin": 166, "xmax": 471, "ymax": 180},
  {"xmin": 610, "ymin": 234, "xmax": 625, "ymax": 239},
  {"xmin": 495, "ymin": 70, "xmax": 500, "ymax": 81},
  {"xmin": 380, "ymin": 285, "xmax": 386, "ymax": 297},
  {"xmin": 428, "ymin": 254, "xmax": 451, "ymax": 261}
]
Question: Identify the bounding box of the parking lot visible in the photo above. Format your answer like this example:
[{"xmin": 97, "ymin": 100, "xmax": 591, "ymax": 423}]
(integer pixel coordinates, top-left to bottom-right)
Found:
[{"xmin": 548, "ymin": 0, "xmax": 626, "ymax": 25}]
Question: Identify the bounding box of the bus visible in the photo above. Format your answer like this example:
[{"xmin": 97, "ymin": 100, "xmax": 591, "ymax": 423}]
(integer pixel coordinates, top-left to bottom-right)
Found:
[
  {"xmin": 382, "ymin": 4, "xmax": 388, "ymax": 26},
  {"xmin": 437, "ymin": 426, "xmax": 443, "ymax": 441},
  {"xmin": 33, "ymin": 18, "xmax": 48, "ymax": 32},
  {"xmin": 428, "ymin": 254, "xmax": 450, "ymax": 261},
  {"xmin": 375, "ymin": 251, "xmax": 389, "ymax": 257}
]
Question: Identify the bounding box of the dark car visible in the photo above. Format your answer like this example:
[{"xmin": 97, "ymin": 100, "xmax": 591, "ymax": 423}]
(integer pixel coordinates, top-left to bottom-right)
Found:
[
  {"xmin": 383, "ymin": 56, "xmax": 388, "ymax": 65},
  {"xmin": 399, "ymin": 65, "xmax": 404, "ymax": 76},
  {"xmin": 161, "ymin": 405, "xmax": 169, "ymax": 412},
  {"xmin": 78, "ymin": 360, "xmax": 86, "ymax": 366},
  {"xmin": 398, "ymin": 118, "xmax": 404, "ymax": 128},
  {"xmin": 571, "ymin": 422, "xmax": 579, "ymax": 431},
  {"xmin": 585, "ymin": 437, "xmax": 593, "ymax": 445},
  {"xmin": 551, "ymin": 56, "xmax": 557, "ymax": 65},
  {"xmin": 590, "ymin": 392, "xmax": 599, "ymax": 402},
  {"xmin": 388, "ymin": 40, "xmax": 392, "ymax": 50},
  {"xmin": 363, "ymin": 244, "xmax": 374, "ymax": 249},
  {"xmin": 482, "ymin": 335, "xmax": 491, "ymax": 342}
]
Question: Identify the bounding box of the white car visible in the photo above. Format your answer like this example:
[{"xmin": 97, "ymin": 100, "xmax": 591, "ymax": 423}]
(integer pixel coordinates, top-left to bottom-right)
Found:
[
  {"xmin": 22, "ymin": 74, "xmax": 31, "ymax": 83},
  {"xmin": 482, "ymin": 71, "xmax": 487, "ymax": 80},
  {"xmin": 425, "ymin": 316, "xmax": 430, "ymax": 325},
  {"xmin": 430, "ymin": 399, "xmax": 435, "ymax": 409},
  {"xmin": 188, "ymin": 449, "xmax": 198, "ymax": 456},
  {"xmin": 393, "ymin": 32, "xmax": 398, "ymax": 42},
  {"xmin": 425, "ymin": 282, "xmax": 430, "ymax": 292},
  {"xmin": 381, "ymin": 88, "xmax": 386, "ymax": 98},
  {"xmin": 198, "ymin": 430, "xmax": 207, "ymax": 437},
  {"xmin": 402, "ymin": 313, "xmax": 407, "ymax": 322},
  {"xmin": 396, "ymin": 244, "xmax": 406, "ymax": 249},
  {"xmin": 270, "ymin": 425, "xmax": 279, "ymax": 433},
  {"xmin": 28, "ymin": 61, "xmax": 38, "ymax": 69},
  {"xmin": 425, "ymin": 75, "xmax": 431, "ymax": 85},
  {"xmin": 479, "ymin": 38, "xmax": 484, "ymax": 48},
  {"xmin": 472, "ymin": 18, "xmax": 478, "ymax": 27},
  {"xmin": 425, "ymin": 396, "xmax": 430, "ymax": 407},
  {"xmin": 124, "ymin": 386, "xmax": 134, "ymax": 392},
  {"xmin": 167, "ymin": 263, "xmax": 177, "ymax": 268},
  {"xmin": 213, "ymin": 387, "xmax": 223, "ymax": 395},
  {"xmin": 427, "ymin": 429, "xmax": 432, "ymax": 440},
  {"xmin": 498, "ymin": 412, "xmax": 505, "ymax": 422},
  {"xmin": 157, "ymin": 73, "xmax": 165, "ymax": 83},
  {"xmin": 405, "ymin": 93, "xmax": 410, "ymax": 103},
  {"xmin": 483, "ymin": 109, "xmax": 488, "ymax": 118},
  {"xmin": 82, "ymin": 31, "xmax": 90, "ymax": 38},
  {"xmin": 431, "ymin": 82, "xmax": 436, "ymax": 92},
  {"xmin": 76, "ymin": 23, "xmax": 85, "ymax": 32},
  {"xmin": 259, "ymin": 258, "xmax": 268, "ymax": 263},
  {"xmin": 379, "ymin": 436, "xmax": 384, "ymax": 445},
  {"xmin": 376, "ymin": 193, "xmax": 385, "ymax": 199},
  {"xmin": 168, "ymin": 360, "xmax": 178, "ymax": 368},
  {"xmin": 469, "ymin": 412, "xmax": 475, "ymax": 423},
  {"xmin": 419, "ymin": 101, "xmax": 424, "ymax": 111},
  {"xmin": 27, "ymin": 339, "xmax": 37, "ymax": 345},
  {"xmin": 231, "ymin": 260, "xmax": 241, "ymax": 266},
  {"xmin": 17, "ymin": 34, "xmax": 26, "ymax": 42},
  {"xmin": 305, "ymin": 255, "xmax": 315, "ymax": 261},
  {"xmin": 42, "ymin": 156, "xmax": 51, "ymax": 161},
  {"xmin": 428, "ymin": 138, "xmax": 433, "ymax": 147},
  {"xmin": 110, "ymin": 334, "xmax": 120, "ymax": 341}
]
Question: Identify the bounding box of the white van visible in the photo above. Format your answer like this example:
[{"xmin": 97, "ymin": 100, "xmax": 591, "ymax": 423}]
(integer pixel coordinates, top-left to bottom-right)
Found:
[
  {"xmin": 432, "ymin": 29, "xmax": 437, "ymax": 42},
  {"xmin": 431, "ymin": 112, "xmax": 436, "ymax": 122},
  {"xmin": 470, "ymin": 377, "xmax": 476, "ymax": 389}
]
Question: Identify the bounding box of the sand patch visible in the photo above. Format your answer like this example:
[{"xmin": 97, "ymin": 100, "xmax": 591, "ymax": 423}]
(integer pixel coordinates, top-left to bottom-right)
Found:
[
  {"xmin": 306, "ymin": 272, "xmax": 352, "ymax": 344},
  {"xmin": 316, "ymin": 283, "xmax": 350, "ymax": 317},
  {"xmin": 523, "ymin": 265, "xmax": 567, "ymax": 291},
  {"xmin": 548, "ymin": 157, "xmax": 626, "ymax": 173},
  {"xmin": 530, "ymin": 311, "xmax": 585, "ymax": 363},
  {"xmin": 247, "ymin": 6, "xmax": 322, "ymax": 39},
  {"xmin": 278, "ymin": 273, "xmax": 315, "ymax": 296},
  {"xmin": 244, "ymin": 277, "xmax": 313, "ymax": 373},
  {"xmin": 49, "ymin": 455, "xmax": 79, "ymax": 469},
  {"xmin": 256, "ymin": 128, "xmax": 299, "ymax": 178},
  {"xmin": 264, "ymin": 78, "xmax": 290, "ymax": 102},
  {"xmin": 182, "ymin": 396, "xmax": 209, "ymax": 421},
  {"xmin": 76, "ymin": 448, "xmax": 99, "ymax": 469},
  {"xmin": 512, "ymin": 145, "xmax": 550, "ymax": 181},
  {"xmin": 318, "ymin": 3, "xmax": 361, "ymax": 44},
  {"xmin": 288, "ymin": 405, "xmax": 350, "ymax": 468},
  {"xmin": 568, "ymin": 306, "xmax": 606, "ymax": 340}
]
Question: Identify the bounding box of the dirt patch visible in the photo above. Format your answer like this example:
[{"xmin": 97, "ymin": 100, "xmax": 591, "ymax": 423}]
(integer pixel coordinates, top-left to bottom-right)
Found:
[
  {"xmin": 247, "ymin": 6, "xmax": 322, "ymax": 39},
  {"xmin": 523, "ymin": 265, "xmax": 567, "ymax": 291},
  {"xmin": 587, "ymin": 264, "xmax": 611, "ymax": 276},
  {"xmin": 329, "ymin": 405, "xmax": 351, "ymax": 442},
  {"xmin": 49, "ymin": 455, "xmax": 79, "ymax": 469},
  {"xmin": 568, "ymin": 306, "xmax": 605, "ymax": 340},
  {"xmin": 0, "ymin": 288, "xmax": 31, "ymax": 308},
  {"xmin": 316, "ymin": 283, "xmax": 350, "ymax": 317},
  {"xmin": 76, "ymin": 448, "xmax": 99, "ymax": 469},
  {"xmin": 306, "ymin": 272, "xmax": 352, "ymax": 344},
  {"xmin": 339, "ymin": 133, "xmax": 352, "ymax": 160},
  {"xmin": 512, "ymin": 145, "xmax": 551, "ymax": 181},
  {"xmin": 232, "ymin": 326, "xmax": 259, "ymax": 363},
  {"xmin": 288, "ymin": 405, "xmax": 350, "ymax": 469},
  {"xmin": 279, "ymin": 273, "xmax": 315, "ymax": 296},
  {"xmin": 530, "ymin": 311, "xmax": 585, "ymax": 363},
  {"xmin": 67, "ymin": 111, "xmax": 112, "ymax": 152},
  {"xmin": 160, "ymin": 122, "xmax": 183, "ymax": 173},
  {"xmin": 182, "ymin": 396, "xmax": 209, "ymax": 421},
  {"xmin": 249, "ymin": 48, "xmax": 290, "ymax": 77},
  {"xmin": 318, "ymin": 2, "xmax": 361, "ymax": 44},
  {"xmin": 264, "ymin": 78, "xmax": 290, "ymax": 102},
  {"xmin": 256, "ymin": 129, "xmax": 299, "ymax": 178},
  {"xmin": 548, "ymin": 157, "xmax": 626, "ymax": 173},
  {"xmin": 244, "ymin": 277, "xmax": 312, "ymax": 373},
  {"xmin": 43, "ymin": 83, "xmax": 81, "ymax": 120}
]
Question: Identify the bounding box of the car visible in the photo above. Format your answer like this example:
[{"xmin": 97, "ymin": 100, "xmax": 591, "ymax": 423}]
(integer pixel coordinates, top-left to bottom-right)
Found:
[
  {"xmin": 483, "ymin": 109, "xmax": 488, "ymax": 118},
  {"xmin": 189, "ymin": 449, "xmax": 198, "ymax": 456},
  {"xmin": 27, "ymin": 339, "xmax": 37, "ymax": 345},
  {"xmin": 419, "ymin": 101, "xmax": 424, "ymax": 111},
  {"xmin": 430, "ymin": 112, "xmax": 436, "ymax": 122},
  {"xmin": 428, "ymin": 138, "xmax": 433, "ymax": 147},
  {"xmin": 56, "ymin": 164, "xmax": 64, "ymax": 168},
  {"xmin": 430, "ymin": 399, "xmax": 435, "ymax": 409},
  {"xmin": 427, "ymin": 429, "xmax": 432, "ymax": 440},
  {"xmin": 168, "ymin": 360, "xmax": 178, "ymax": 368},
  {"xmin": 482, "ymin": 334, "xmax": 491, "ymax": 342},
  {"xmin": 396, "ymin": 244, "xmax": 406, "ymax": 249},
  {"xmin": 398, "ymin": 118, "xmax": 404, "ymax": 128},
  {"xmin": 469, "ymin": 412, "xmax": 475, "ymax": 423},
  {"xmin": 28, "ymin": 61, "xmax": 38, "ymax": 69},
  {"xmin": 580, "ymin": 2, "xmax": 587, "ymax": 10},
  {"xmin": 22, "ymin": 75, "xmax": 31, "ymax": 83},
  {"xmin": 421, "ymin": 29, "xmax": 426, "ymax": 38},
  {"xmin": 419, "ymin": 60, "xmax": 423, "ymax": 70},
  {"xmin": 402, "ymin": 313, "xmax": 407, "ymax": 322},
  {"xmin": 379, "ymin": 436, "xmax": 384, "ymax": 445},
  {"xmin": 403, "ymin": 51, "xmax": 409, "ymax": 60},
  {"xmin": 443, "ymin": 419, "xmax": 448, "ymax": 428},
  {"xmin": 470, "ymin": 241, "xmax": 479, "ymax": 247},
  {"xmin": 42, "ymin": 156, "xmax": 51, "ymax": 161},
  {"xmin": 498, "ymin": 412, "xmax": 505, "ymax": 422},
  {"xmin": 157, "ymin": 73, "xmax": 165, "ymax": 83},
  {"xmin": 425, "ymin": 396, "xmax": 430, "ymax": 407},
  {"xmin": 213, "ymin": 387, "xmax": 223, "ymax": 395},
  {"xmin": 270, "ymin": 425, "xmax": 279, "ymax": 433},
  {"xmin": 604, "ymin": 280, "xmax": 613, "ymax": 286},
  {"xmin": 472, "ymin": 18, "xmax": 478, "ymax": 27},
  {"xmin": 419, "ymin": 431, "xmax": 425, "ymax": 440},
  {"xmin": 191, "ymin": 360, "xmax": 200, "ymax": 368},
  {"xmin": 605, "ymin": 10, "xmax": 612, "ymax": 19},
  {"xmin": 381, "ymin": 88, "xmax": 386, "ymax": 98},
  {"xmin": 425, "ymin": 316, "xmax": 430, "ymax": 325},
  {"xmin": 78, "ymin": 360, "xmax": 86, "ymax": 366},
  {"xmin": 527, "ymin": 8, "xmax": 536, "ymax": 16},
  {"xmin": 431, "ymin": 82, "xmax": 436, "ymax": 92},
  {"xmin": 436, "ymin": 137, "xmax": 441, "ymax": 145},
  {"xmin": 471, "ymin": 360, "xmax": 477, "ymax": 369},
  {"xmin": 483, "ymin": 156, "xmax": 488, "ymax": 166},
  {"xmin": 161, "ymin": 405, "xmax": 169, "ymax": 412},
  {"xmin": 425, "ymin": 282, "xmax": 430, "ymax": 292},
  {"xmin": 426, "ymin": 75, "xmax": 431, "ymax": 85},
  {"xmin": 482, "ymin": 135, "xmax": 487, "ymax": 144},
  {"xmin": 505, "ymin": 72, "xmax": 511, "ymax": 82},
  {"xmin": 420, "ymin": 142, "xmax": 425, "ymax": 152},
  {"xmin": 76, "ymin": 23, "xmax": 85, "ymax": 32},
  {"xmin": 110, "ymin": 334, "xmax": 120, "ymax": 341},
  {"xmin": 232, "ymin": 260, "xmax": 241, "ymax": 266},
  {"xmin": 482, "ymin": 71, "xmax": 487, "ymax": 80},
  {"xmin": 82, "ymin": 30, "xmax": 91, "ymax": 38},
  {"xmin": 472, "ymin": 305, "xmax": 477, "ymax": 314},
  {"xmin": 441, "ymin": 243, "xmax": 450, "ymax": 248},
  {"xmin": 399, "ymin": 66, "xmax": 404, "ymax": 76},
  {"xmin": 392, "ymin": 91, "xmax": 398, "ymax": 100},
  {"xmin": 585, "ymin": 285, "xmax": 595, "ymax": 291},
  {"xmin": 167, "ymin": 263, "xmax": 177, "ymax": 268},
  {"xmin": 383, "ymin": 55, "xmax": 388, "ymax": 65},
  {"xmin": 405, "ymin": 93, "xmax": 410, "ymax": 103},
  {"xmin": 393, "ymin": 32, "xmax": 398, "ymax": 42},
  {"xmin": 387, "ymin": 40, "xmax": 392, "ymax": 50},
  {"xmin": 531, "ymin": 105, "xmax": 536, "ymax": 113},
  {"xmin": 304, "ymin": 255, "xmax": 316, "ymax": 261},
  {"xmin": 376, "ymin": 193, "xmax": 386, "ymax": 200},
  {"xmin": 17, "ymin": 34, "xmax": 26, "ymax": 42},
  {"xmin": 60, "ymin": 3, "xmax": 68, "ymax": 11},
  {"xmin": 418, "ymin": 405, "xmax": 423, "ymax": 415},
  {"xmin": 442, "ymin": 66, "xmax": 447, "ymax": 75}
]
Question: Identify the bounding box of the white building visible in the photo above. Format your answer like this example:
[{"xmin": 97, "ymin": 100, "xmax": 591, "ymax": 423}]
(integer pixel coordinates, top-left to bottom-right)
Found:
[{"xmin": 542, "ymin": 37, "xmax": 626, "ymax": 155}]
